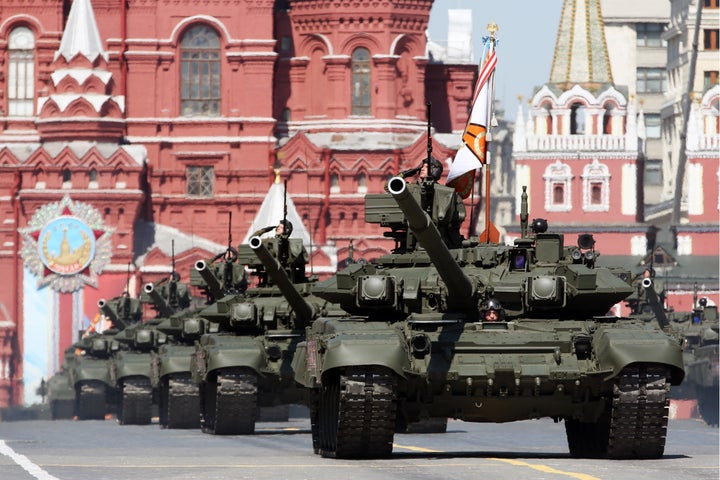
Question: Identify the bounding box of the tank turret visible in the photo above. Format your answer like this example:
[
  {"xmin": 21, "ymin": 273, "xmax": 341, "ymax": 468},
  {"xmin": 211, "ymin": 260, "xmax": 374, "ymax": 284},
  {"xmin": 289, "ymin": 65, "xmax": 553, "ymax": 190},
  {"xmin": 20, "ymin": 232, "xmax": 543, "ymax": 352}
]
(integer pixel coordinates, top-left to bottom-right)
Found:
[
  {"xmin": 97, "ymin": 294, "xmax": 142, "ymax": 330},
  {"xmin": 143, "ymin": 283, "xmax": 174, "ymax": 318},
  {"xmin": 249, "ymin": 235, "xmax": 316, "ymax": 326},
  {"xmin": 387, "ymin": 176, "xmax": 474, "ymax": 309}
]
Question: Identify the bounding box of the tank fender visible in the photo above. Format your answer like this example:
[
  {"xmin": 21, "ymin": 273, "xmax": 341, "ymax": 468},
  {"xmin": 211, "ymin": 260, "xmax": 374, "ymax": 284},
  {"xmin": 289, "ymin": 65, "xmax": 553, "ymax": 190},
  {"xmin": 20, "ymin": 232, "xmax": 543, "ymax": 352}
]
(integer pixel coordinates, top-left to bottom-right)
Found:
[
  {"xmin": 202, "ymin": 338, "xmax": 267, "ymax": 378},
  {"xmin": 156, "ymin": 348, "xmax": 194, "ymax": 378},
  {"xmin": 316, "ymin": 332, "xmax": 410, "ymax": 383},
  {"xmin": 593, "ymin": 326, "xmax": 685, "ymax": 385},
  {"xmin": 72, "ymin": 361, "xmax": 113, "ymax": 385},
  {"xmin": 113, "ymin": 354, "xmax": 153, "ymax": 382}
]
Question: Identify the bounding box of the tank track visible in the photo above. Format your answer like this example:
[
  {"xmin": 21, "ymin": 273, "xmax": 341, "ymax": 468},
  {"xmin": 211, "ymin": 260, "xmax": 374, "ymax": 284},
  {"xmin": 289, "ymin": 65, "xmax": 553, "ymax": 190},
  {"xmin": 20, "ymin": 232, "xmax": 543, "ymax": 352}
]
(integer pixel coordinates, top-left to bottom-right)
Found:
[
  {"xmin": 318, "ymin": 367, "xmax": 397, "ymax": 459},
  {"xmin": 309, "ymin": 392, "xmax": 320, "ymax": 454},
  {"xmin": 76, "ymin": 381, "xmax": 106, "ymax": 420},
  {"xmin": 202, "ymin": 369, "xmax": 257, "ymax": 435},
  {"xmin": 50, "ymin": 400, "xmax": 75, "ymax": 420},
  {"xmin": 696, "ymin": 385, "xmax": 719, "ymax": 427},
  {"xmin": 117, "ymin": 377, "xmax": 153, "ymax": 425},
  {"xmin": 566, "ymin": 364, "xmax": 670, "ymax": 459},
  {"xmin": 160, "ymin": 374, "xmax": 201, "ymax": 429}
]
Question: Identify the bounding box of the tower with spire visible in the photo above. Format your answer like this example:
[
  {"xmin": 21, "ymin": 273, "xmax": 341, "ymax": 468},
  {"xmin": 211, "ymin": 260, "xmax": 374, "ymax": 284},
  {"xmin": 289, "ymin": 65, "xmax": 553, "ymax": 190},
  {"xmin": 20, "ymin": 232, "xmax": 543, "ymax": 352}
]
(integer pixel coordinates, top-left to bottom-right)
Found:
[
  {"xmin": 36, "ymin": 0, "xmax": 125, "ymax": 142},
  {"xmin": 511, "ymin": 0, "xmax": 647, "ymax": 271}
]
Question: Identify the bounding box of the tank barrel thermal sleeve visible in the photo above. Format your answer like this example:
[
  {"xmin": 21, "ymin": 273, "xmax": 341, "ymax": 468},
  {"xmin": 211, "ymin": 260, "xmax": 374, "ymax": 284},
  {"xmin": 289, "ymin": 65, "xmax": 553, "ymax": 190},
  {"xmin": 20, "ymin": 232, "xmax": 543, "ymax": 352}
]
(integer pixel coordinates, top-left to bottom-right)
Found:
[
  {"xmin": 194, "ymin": 260, "xmax": 224, "ymax": 300},
  {"xmin": 642, "ymin": 278, "xmax": 670, "ymax": 329},
  {"xmin": 143, "ymin": 283, "xmax": 174, "ymax": 318}
]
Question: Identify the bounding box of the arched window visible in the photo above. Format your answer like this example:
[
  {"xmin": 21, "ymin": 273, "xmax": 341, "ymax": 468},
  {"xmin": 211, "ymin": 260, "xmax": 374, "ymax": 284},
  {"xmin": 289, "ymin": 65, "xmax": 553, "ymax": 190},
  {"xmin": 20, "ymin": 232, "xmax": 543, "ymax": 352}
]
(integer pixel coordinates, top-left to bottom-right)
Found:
[
  {"xmin": 8, "ymin": 27, "xmax": 35, "ymax": 116},
  {"xmin": 330, "ymin": 172, "xmax": 340, "ymax": 193},
  {"xmin": 570, "ymin": 102, "xmax": 586, "ymax": 135},
  {"xmin": 180, "ymin": 25, "xmax": 220, "ymax": 117},
  {"xmin": 61, "ymin": 168, "xmax": 72, "ymax": 189},
  {"xmin": 351, "ymin": 47, "xmax": 371, "ymax": 115},
  {"xmin": 582, "ymin": 159, "xmax": 610, "ymax": 211},
  {"xmin": 603, "ymin": 104, "xmax": 614, "ymax": 134},
  {"xmin": 88, "ymin": 168, "xmax": 98, "ymax": 189},
  {"xmin": 543, "ymin": 160, "xmax": 573, "ymax": 211},
  {"xmin": 357, "ymin": 172, "xmax": 367, "ymax": 193}
]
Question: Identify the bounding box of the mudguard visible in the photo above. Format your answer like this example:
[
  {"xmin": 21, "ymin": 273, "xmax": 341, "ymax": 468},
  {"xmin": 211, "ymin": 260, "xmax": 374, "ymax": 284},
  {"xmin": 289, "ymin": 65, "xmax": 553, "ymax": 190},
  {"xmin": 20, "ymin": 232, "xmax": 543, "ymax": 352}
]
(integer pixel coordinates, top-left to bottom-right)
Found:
[
  {"xmin": 72, "ymin": 357, "xmax": 113, "ymax": 384},
  {"xmin": 112, "ymin": 351, "xmax": 153, "ymax": 384},
  {"xmin": 593, "ymin": 325, "xmax": 685, "ymax": 384},
  {"xmin": 201, "ymin": 335, "xmax": 267, "ymax": 379},
  {"xmin": 156, "ymin": 344, "xmax": 195, "ymax": 379},
  {"xmin": 299, "ymin": 324, "xmax": 410, "ymax": 387}
]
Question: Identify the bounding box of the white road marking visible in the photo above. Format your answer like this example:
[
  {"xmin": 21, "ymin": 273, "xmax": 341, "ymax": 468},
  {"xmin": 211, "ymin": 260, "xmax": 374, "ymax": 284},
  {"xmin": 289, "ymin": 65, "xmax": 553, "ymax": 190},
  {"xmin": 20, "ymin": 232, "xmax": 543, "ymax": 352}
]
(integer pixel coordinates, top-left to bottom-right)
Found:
[{"xmin": 0, "ymin": 439, "xmax": 62, "ymax": 480}]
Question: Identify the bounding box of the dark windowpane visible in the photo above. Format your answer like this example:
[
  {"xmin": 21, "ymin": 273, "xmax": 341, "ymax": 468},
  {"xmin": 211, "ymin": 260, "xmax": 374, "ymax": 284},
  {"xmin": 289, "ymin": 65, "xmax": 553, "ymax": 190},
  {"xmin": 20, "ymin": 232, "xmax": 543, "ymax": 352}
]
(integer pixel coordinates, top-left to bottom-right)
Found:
[
  {"xmin": 644, "ymin": 159, "xmax": 662, "ymax": 185},
  {"xmin": 590, "ymin": 182, "xmax": 602, "ymax": 204},
  {"xmin": 553, "ymin": 184, "xmax": 564, "ymax": 204},
  {"xmin": 186, "ymin": 166, "xmax": 214, "ymax": 196},
  {"xmin": 181, "ymin": 25, "xmax": 221, "ymax": 117},
  {"xmin": 637, "ymin": 68, "xmax": 666, "ymax": 93},
  {"xmin": 636, "ymin": 23, "xmax": 667, "ymax": 47},
  {"xmin": 351, "ymin": 48, "xmax": 371, "ymax": 115}
]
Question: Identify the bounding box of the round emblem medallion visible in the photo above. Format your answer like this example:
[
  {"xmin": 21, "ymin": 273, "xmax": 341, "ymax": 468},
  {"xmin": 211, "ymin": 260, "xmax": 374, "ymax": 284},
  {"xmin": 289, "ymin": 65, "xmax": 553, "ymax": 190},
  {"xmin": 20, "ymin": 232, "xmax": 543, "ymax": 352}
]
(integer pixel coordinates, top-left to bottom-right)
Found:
[{"xmin": 38, "ymin": 216, "xmax": 96, "ymax": 275}]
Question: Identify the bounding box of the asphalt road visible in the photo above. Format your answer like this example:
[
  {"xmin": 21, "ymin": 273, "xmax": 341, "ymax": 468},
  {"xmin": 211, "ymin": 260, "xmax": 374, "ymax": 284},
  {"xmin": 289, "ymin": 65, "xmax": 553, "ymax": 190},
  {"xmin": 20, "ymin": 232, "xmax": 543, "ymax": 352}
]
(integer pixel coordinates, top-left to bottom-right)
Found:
[{"xmin": 0, "ymin": 416, "xmax": 717, "ymax": 480}]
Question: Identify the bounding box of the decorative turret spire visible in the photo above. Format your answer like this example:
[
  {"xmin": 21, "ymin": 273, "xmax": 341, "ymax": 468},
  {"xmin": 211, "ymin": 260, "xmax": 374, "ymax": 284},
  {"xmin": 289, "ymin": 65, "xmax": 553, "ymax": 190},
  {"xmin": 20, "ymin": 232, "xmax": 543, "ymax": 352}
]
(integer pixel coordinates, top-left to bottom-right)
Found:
[
  {"xmin": 56, "ymin": 0, "xmax": 107, "ymax": 63},
  {"xmin": 548, "ymin": 0, "xmax": 613, "ymax": 90},
  {"xmin": 36, "ymin": 0, "xmax": 125, "ymax": 142}
]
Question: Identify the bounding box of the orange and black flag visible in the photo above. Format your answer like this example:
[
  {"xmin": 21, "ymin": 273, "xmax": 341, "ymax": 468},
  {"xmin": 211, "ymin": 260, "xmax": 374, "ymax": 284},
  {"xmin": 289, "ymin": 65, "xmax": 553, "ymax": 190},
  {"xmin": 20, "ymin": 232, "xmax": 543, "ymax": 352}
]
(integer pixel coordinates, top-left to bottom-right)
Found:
[{"xmin": 446, "ymin": 37, "xmax": 498, "ymax": 199}]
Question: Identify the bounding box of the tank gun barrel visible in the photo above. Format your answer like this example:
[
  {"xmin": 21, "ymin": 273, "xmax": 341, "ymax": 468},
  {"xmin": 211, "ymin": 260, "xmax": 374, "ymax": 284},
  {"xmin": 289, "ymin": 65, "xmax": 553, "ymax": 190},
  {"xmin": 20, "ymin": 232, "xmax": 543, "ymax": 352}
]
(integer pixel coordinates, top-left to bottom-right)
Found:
[
  {"xmin": 97, "ymin": 299, "xmax": 126, "ymax": 330},
  {"xmin": 194, "ymin": 260, "xmax": 224, "ymax": 300},
  {"xmin": 387, "ymin": 177, "xmax": 474, "ymax": 308},
  {"xmin": 143, "ymin": 283, "xmax": 174, "ymax": 318},
  {"xmin": 249, "ymin": 236, "xmax": 316, "ymax": 325},
  {"xmin": 642, "ymin": 278, "xmax": 670, "ymax": 330}
]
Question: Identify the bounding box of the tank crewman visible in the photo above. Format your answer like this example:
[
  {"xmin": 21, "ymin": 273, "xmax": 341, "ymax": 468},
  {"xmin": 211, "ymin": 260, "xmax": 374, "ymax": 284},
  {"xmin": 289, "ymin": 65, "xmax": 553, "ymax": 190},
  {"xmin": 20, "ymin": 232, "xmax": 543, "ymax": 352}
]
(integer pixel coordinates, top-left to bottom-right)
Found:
[
  {"xmin": 398, "ymin": 157, "xmax": 466, "ymax": 248},
  {"xmin": 481, "ymin": 298, "xmax": 504, "ymax": 322}
]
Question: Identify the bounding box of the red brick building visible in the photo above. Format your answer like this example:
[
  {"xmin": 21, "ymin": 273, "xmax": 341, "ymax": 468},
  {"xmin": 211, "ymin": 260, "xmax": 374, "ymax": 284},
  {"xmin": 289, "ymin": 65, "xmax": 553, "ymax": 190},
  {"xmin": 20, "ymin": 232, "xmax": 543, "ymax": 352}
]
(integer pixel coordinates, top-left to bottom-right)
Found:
[{"xmin": 0, "ymin": 0, "xmax": 477, "ymax": 406}]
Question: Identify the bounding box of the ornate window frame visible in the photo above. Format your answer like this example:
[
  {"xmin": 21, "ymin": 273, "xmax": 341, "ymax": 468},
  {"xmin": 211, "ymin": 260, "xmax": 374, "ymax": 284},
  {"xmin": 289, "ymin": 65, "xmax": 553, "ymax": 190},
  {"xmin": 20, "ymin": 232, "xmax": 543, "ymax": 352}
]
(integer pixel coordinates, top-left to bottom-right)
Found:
[
  {"xmin": 582, "ymin": 159, "xmax": 610, "ymax": 211},
  {"xmin": 543, "ymin": 160, "xmax": 572, "ymax": 212}
]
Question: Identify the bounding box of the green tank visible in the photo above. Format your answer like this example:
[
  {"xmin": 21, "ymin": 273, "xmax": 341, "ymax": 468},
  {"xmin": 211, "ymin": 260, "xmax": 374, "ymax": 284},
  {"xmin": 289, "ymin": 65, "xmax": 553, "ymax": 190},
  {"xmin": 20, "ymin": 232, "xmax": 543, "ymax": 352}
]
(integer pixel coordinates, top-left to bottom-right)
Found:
[
  {"xmin": 149, "ymin": 250, "xmax": 247, "ymax": 430},
  {"xmin": 46, "ymin": 347, "xmax": 78, "ymax": 419},
  {"xmin": 293, "ymin": 178, "xmax": 685, "ymax": 459},
  {"xmin": 110, "ymin": 273, "xmax": 193, "ymax": 426},
  {"xmin": 628, "ymin": 279, "xmax": 719, "ymax": 426},
  {"xmin": 68, "ymin": 294, "xmax": 142, "ymax": 420},
  {"xmin": 191, "ymin": 233, "xmax": 331, "ymax": 435}
]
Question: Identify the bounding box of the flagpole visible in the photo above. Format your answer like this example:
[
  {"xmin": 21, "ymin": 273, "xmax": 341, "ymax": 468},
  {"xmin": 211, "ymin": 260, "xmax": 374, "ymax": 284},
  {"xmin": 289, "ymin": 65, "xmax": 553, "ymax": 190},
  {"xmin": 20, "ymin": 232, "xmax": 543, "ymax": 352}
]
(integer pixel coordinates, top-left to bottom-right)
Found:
[{"xmin": 483, "ymin": 22, "xmax": 498, "ymax": 243}]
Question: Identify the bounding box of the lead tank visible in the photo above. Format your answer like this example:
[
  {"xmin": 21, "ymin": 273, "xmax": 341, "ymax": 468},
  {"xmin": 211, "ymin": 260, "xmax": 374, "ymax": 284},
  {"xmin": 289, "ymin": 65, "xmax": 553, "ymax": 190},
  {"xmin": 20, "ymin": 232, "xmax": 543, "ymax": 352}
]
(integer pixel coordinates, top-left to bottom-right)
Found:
[{"xmin": 294, "ymin": 178, "xmax": 685, "ymax": 459}]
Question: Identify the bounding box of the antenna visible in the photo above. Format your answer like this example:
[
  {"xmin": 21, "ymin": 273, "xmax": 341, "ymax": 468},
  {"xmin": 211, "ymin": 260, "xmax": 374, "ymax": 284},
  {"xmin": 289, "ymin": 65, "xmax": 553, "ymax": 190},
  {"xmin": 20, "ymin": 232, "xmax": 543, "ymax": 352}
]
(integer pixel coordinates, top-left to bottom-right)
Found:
[
  {"xmin": 125, "ymin": 262, "xmax": 131, "ymax": 295},
  {"xmin": 425, "ymin": 102, "xmax": 432, "ymax": 175},
  {"xmin": 227, "ymin": 211, "xmax": 232, "ymax": 253},
  {"xmin": 280, "ymin": 180, "xmax": 290, "ymax": 267},
  {"xmin": 171, "ymin": 239, "xmax": 176, "ymax": 277},
  {"xmin": 283, "ymin": 179, "xmax": 288, "ymax": 227}
]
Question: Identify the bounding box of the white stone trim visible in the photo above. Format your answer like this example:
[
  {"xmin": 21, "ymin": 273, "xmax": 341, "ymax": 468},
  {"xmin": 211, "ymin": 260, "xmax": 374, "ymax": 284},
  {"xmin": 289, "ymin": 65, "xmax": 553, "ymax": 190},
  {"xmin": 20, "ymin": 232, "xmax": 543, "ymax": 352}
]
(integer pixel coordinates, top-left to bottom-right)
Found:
[
  {"xmin": 543, "ymin": 160, "xmax": 572, "ymax": 212},
  {"xmin": 581, "ymin": 159, "xmax": 610, "ymax": 212}
]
